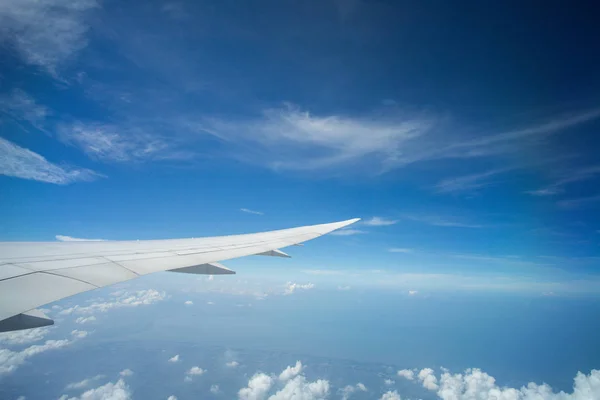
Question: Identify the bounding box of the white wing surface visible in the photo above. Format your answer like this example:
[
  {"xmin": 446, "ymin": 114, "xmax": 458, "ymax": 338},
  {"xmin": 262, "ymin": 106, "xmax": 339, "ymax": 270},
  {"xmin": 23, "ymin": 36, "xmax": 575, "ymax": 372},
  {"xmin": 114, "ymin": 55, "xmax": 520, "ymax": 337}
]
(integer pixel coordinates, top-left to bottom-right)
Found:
[{"xmin": 0, "ymin": 218, "xmax": 359, "ymax": 331}]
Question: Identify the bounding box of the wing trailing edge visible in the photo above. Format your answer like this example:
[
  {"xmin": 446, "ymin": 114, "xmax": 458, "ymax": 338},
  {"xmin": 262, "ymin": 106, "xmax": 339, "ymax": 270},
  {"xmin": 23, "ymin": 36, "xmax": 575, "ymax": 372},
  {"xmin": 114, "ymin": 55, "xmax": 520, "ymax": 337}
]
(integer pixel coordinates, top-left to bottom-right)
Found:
[
  {"xmin": 255, "ymin": 249, "xmax": 291, "ymax": 258},
  {"xmin": 0, "ymin": 309, "xmax": 54, "ymax": 333}
]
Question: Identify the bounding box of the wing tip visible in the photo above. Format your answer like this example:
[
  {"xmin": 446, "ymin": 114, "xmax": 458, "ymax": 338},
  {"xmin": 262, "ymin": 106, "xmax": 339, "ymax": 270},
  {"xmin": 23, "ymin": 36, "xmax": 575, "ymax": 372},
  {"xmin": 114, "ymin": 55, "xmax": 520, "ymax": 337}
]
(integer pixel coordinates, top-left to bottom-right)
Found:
[{"xmin": 318, "ymin": 217, "xmax": 361, "ymax": 235}]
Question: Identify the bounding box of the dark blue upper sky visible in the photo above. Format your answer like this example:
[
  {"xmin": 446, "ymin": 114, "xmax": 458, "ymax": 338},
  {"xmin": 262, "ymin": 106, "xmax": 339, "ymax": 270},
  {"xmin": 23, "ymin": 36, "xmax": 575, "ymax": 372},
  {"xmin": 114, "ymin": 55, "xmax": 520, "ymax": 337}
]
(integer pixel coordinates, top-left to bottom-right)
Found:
[{"xmin": 1, "ymin": 0, "xmax": 600, "ymax": 295}]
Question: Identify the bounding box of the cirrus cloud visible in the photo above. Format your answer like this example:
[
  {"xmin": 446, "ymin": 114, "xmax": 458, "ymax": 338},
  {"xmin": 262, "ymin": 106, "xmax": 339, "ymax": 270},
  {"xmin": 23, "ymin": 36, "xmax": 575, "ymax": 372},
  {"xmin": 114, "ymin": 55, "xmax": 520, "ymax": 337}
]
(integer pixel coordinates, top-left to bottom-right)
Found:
[{"xmin": 0, "ymin": 137, "xmax": 104, "ymax": 185}]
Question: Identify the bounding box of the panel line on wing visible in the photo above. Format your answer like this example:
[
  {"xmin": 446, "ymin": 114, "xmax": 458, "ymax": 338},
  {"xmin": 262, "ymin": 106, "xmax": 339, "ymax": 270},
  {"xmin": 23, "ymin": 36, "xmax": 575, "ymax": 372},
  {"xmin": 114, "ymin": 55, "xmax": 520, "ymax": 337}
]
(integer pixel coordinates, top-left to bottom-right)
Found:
[
  {"xmin": 39, "ymin": 271, "xmax": 101, "ymax": 288},
  {"xmin": 100, "ymin": 257, "xmax": 141, "ymax": 276},
  {"xmin": 0, "ymin": 269, "xmax": 37, "ymax": 282}
]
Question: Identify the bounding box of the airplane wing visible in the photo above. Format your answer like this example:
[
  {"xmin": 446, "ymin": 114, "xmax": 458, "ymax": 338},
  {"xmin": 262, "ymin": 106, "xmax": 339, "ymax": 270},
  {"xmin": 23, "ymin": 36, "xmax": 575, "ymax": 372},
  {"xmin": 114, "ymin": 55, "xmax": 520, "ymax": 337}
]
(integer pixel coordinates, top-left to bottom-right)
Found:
[{"xmin": 0, "ymin": 218, "xmax": 359, "ymax": 332}]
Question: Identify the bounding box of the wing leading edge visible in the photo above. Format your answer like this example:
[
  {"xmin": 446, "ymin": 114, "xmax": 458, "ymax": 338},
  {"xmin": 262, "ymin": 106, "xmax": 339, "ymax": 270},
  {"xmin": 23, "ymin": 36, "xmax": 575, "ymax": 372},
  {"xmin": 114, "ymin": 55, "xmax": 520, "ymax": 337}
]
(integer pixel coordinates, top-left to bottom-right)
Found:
[{"xmin": 0, "ymin": 218, "xmax": 360, "ymax": 332}]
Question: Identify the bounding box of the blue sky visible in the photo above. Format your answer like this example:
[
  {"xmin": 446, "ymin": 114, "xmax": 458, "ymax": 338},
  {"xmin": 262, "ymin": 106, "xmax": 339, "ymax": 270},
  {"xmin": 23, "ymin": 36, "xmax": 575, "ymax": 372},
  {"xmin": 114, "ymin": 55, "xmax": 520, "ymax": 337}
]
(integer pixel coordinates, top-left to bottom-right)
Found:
[
  {"xmin": 1, "ymin": 0, "xmax": 599, "ymax": 296},
  {"xmin": 1, "ymin": 2, "xmax": 600, "ymax": 398}
]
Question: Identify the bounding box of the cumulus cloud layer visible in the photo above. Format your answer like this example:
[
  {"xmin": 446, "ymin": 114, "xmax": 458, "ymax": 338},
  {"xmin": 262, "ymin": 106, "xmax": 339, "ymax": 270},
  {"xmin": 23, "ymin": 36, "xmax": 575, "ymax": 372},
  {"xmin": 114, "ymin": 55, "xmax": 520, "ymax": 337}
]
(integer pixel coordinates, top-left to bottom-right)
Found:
[
  {"xmin": 397, "ymin": 369, "xmax": 415, "ymax": 380},
  {"xmin": 185, "ymin": 366, "xmax": 205, "ymax": 381},
  {"xmin": 0, "ymin": 327, "xmax": 52, "ymax": 345},
  {"xmin": 278, "ymin": 361, "xmax": 303, "ymax": 381},
  {"xmin": 59, "ymin": 289, "xmax": 167, "ymax": 316},
  {"xmin": 380, "ymin": 391, "xmax": 401, "ymax": 400},
  {"xmin": 340, "ymin": 382, "xmax": 368, "ymax": 400},
  {"xmin": 187, "ymin": 366, "xmax": 205, "ymax": 375},
  {"xmin": 397, "ymin": 367, "xmax": 600, "ymax": 400},
  {"xmin": 239, "ymin": 373, "xmax": 274, "ymax": 400},
  {"xmin": 239, "ymin": 361, "xmax": 329, "ymax": 400},
  {"xmin": 59, "ymin": 378, "xmax": 131, "ymax": 400},
  {"xmin": 0, "ymin": 339, "xmax": 71, "ymax": 375},
  {"xmin": 269, "ymin": 375, "xmax": 330, "ymax": 400}
]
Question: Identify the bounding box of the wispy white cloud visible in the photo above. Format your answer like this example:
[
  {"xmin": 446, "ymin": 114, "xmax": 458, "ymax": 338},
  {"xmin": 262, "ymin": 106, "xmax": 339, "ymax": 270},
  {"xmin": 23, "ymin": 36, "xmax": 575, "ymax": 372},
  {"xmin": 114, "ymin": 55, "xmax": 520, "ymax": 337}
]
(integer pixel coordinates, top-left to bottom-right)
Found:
[
  {"xmin": 0, "ymin": 0, "xmax": 99, "ymax": 74},
  {"xmin": 528, "ymin": 165, "xmax": 600, "ymax": 196},
  {"xmin": 0, "ymin": 89, "xmax": 50, "ymax": 131},
  {"xmin": 407, "ymin": 108, "xmax": 600, "ymax": 164},
  {"xmin": 119, "ymin": 369, "xmax": 133, "ymax": 377},
  {"xmin": 168, "ymin": 354, "xmax": 180, "ymax": 363},
  {"xmin": 202, "ymin": 104, "xmax": 434, "ymax": 172},
  {"xmin": 434, "ymin": 168, "xmax": 510, "ymax": 194},
  {"xmin": 56, "ymin": 235, "xmax": 105, "ymax": 242},
  {"xmin": 57, "ymin": 122, "xmax": 188, "ymax": 163},
  {"xmin": 363, "ymin": 216, "xmax": 398, "ymax": 226},
  {"xmin": 330, "ymin": 228, "xmax": 368, "ymax": 236},
  {"xmin": 201, "ymin": 106, "xmax": 600, "ymax": 173},
  {"xmin": 0, "ymin": 137, "xmax": 104, "ymax": 184},
  {"xmin": 203, "ymin": 106, "xmax": 600, "ymax": 174},
  {"xmin": 240, "ymin": 208, "xmax": 264, "ymax": 215},
  {"xmin": 527, "ymin": 165, "xmax": 600, "ymax": 196}
]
